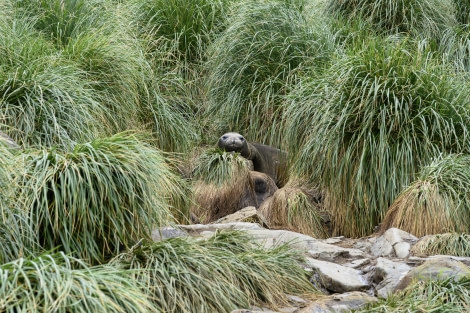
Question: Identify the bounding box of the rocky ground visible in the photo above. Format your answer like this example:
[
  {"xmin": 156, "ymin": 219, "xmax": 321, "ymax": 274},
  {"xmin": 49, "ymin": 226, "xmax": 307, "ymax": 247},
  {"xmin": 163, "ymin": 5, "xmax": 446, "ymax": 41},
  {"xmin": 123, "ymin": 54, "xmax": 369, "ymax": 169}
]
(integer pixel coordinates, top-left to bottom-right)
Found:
[{"xmin": 153, "ymin": 207, "xmax": 470, "ymax": 313}]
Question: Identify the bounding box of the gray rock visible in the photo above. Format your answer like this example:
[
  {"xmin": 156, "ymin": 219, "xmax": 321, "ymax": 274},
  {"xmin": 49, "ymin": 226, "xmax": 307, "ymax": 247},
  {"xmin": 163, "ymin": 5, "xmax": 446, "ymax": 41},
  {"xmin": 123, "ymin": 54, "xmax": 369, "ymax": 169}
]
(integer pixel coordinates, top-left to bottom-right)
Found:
[
  {"xmin": 179, "ymin": 222, "xmax": 264, "ymax": 235},
  {"xmin": 370, "ymin": 235, "xmax": 394, "ymax": 257},
  {"xmin": 383, "ymin": 228, "xmax": 417, "ymax": 258},
  {"xmin": 151, "ymin": 226, "xmax": 187, "ymax": 241},
  {"xmin": 300, "ymin": 292, "xmax": 377, "ymax": 313},
  {"xmin": 306, "ymin": 258, "xmax": 370, "ymax": 293},
  {"xmin": 343, "ymin": 258, "xmax": 371, "ymax": 269},
  {"xmin": 373, "ymin": 257, "xmax": 411, "ymax": 298},
  {"xmin": 370, "ymin": 228, "xmax": 417, "ymax": 258},
  {"xmin": 395, "ymin": 256, "xmax": 470, "ymax": 292},
  {"xmin": 243, "ymin": 229, "xmax": 365, "ymax": 261}
]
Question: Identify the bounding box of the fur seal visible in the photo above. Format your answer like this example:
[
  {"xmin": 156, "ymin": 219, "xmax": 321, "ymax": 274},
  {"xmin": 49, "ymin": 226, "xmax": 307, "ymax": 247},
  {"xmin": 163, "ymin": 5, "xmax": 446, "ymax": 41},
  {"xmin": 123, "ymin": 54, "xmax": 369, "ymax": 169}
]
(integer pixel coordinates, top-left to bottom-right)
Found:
[{"xmin": 217, "ymin": 132, "xmax": 287, "ymax": 186}]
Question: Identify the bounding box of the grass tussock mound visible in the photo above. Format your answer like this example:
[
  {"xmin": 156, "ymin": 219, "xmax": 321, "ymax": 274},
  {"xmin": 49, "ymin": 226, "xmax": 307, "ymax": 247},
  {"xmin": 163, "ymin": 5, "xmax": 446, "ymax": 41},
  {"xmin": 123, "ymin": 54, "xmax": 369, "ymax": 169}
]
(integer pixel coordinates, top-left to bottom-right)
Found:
[
  {"xmin": 13, "ymin": 0, "xmax": 151, "ymax": 135},
  {"xmin": 191, "ymin": 149, "xmax": 253, "ymax": 222},
  {"xmin": 411, "ymin": 233, "xmax": 470, "ymax": 257},
  {"xmin": 327, "ymin": 0, "xmax": 457, "ymax": 40},
  {"xmin": 206, "ymin": 0, "xmax": 332, "ymax": 145},
  {"xmin": 258, "ymin": 186, "xmax": 329, "ymax": 238},
  {"xmin": 286, "ymin": 37, "xmax": 470, "ymax": 238},
  {"xmin": 0, "ymin": 252, "xmax": 156, "ymax": 313},
  {"xmin": 129, "ymin": 0, "xmax": 231, "ymax": 64},
  {"xmin": 381, "ymin": 154, "xmax": 470, "ymax": 237},
  {"xmin": 18, "ymin": 132, "xmax": 189, "ymax": 264},
  {"xmin": 0, "ymin": 11, "xmax": 103, "ymax": 148},
  {"xmin": 356, "ymin": 276, "xmax": 470, "ymax": 313},
  {"xmin": 111, "ymin": 231, "xmax": 317, "ymax": 313}
]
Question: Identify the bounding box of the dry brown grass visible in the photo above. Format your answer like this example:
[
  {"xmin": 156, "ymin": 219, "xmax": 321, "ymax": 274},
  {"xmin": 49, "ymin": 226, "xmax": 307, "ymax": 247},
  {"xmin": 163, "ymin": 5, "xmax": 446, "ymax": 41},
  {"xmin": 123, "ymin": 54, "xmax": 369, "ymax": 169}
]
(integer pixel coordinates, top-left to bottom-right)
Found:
[
  {"xmin": 258, "ymin": 186, "xmax": 329, "ymax": 238},
  {"xmin": 411, "ymin": 233, "xmax": 470, "ymax": 257},
  {"xmin": 380, "ymin": 181, "xmax": 463, "ymax": 237},
  {"xmin": 191, "ymin": 169, "xmax": 256, "ymax": 223}
]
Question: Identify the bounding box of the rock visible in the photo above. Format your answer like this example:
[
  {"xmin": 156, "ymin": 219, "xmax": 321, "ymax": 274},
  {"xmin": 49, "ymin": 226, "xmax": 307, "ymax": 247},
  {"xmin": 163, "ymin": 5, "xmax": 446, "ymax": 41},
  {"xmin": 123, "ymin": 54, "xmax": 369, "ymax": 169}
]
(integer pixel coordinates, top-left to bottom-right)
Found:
[
  {"xmin": 179, "ymin": 222, "xmax": 264, "ymax": 235},
  {"xmin": 300, "ymin": 292, "xmax": 377, "ymax": 313},
  {"xmin": 370, "ymin": 235, "xmax": 394, "ymax": 258},
  {"xmin": 242, "ymin": 229, "xmax": 365, "ymax": 261},
  {"xmin": 343, "ymin": 258, "xmax": 370, "ymax": 269},
  {"xmin": 306, "ymin": 258, "xmax": 370, "ymax": 293},
  {"xmin": 215, "ymin": 206, "xmax": 262, "ymax": 224},
  {"xmin": 151, "ymin": 226, "xmax": 187, "ymax": 241},
  {"xmin": 373, "ymin": 257, "xmax": 411, "ymax": 298},
  {"xmin": 323, "ymin": 237, "xmax": 344, "ymax": 244},
  {"xmin": 370, "ymin": 228, "xmax": 417, "ymax": 258},
  {"xmin": 394, "ymin": 256, "xmax": 470, "ymax": 292},
  {"xmin": 383, "ymin": 228, "xmax": 417, "ymax": 258}
]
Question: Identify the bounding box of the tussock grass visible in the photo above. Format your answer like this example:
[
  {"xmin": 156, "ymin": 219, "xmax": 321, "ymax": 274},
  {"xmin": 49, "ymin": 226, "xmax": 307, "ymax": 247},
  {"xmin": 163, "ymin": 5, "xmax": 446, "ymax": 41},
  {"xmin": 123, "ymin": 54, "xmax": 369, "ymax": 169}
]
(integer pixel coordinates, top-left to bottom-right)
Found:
[
  {"xmin": 191, "ymin": 149, "xmax": 253, "ymax": 222},
  {"xmin": 206, "ymin": 0, "xmax": 333, "ymax": 145},
  {"xmin": 0, "ymin": 146, "xmax": 37, "ymax": 263},
  {"xmin": 356, "ymin": 276, "xmax": 470, "ymax": 313},
  {"xmin": 14, "ymin": 0, "xmax": 155, "ymax": 135},
  {"xmin": 411, "ymin": 233, "xmax": 470, "ymax": 257},
  {"xmin": 440, "ymin": 25, "xmax": 470, "ymax": 73},
  {"xmin": 192, "ymin": 148, "xmax": 250, "ymax": 185},
  {"xmin": 258, "ymin": 186, "xmax": 329, "ymax": 238},
  {"xmin": 0, "ymin": 208, "xmax": 36, "ymax": 264},
  {"xmin": 381, "ymin": 154, "xmax": 470, "ymax": 237},
  {"xmin": 129, "ymin": 0, "xmax": 231, "ymax": 64},
  {"xmin": 18, "ymin": 132, "xmax": 188, "ymax": 264},
  {"xmin": 286, "ymin": 38, "xmax": 470, "ymax": 237},
  {"xmin": 0, "ymin": 252, "xmax": 156, "ymax": 313},
  {"xmin": 111, "ymin": 231, "xmax": 316, "ymax": 313},
  {"xmin": 0, "ymin": 145, "xmax": 15, "ymax": 211},
  {"xmin": 327, "ymin": 0, "xmax": 457, "ymax": 41},
  {"xmin": 0, "ymin": 13, "xmax": 102, "ymax": 148},
  {"xmin": 454, "ymin": 0, "xmax": 470, "ymax": 25}
]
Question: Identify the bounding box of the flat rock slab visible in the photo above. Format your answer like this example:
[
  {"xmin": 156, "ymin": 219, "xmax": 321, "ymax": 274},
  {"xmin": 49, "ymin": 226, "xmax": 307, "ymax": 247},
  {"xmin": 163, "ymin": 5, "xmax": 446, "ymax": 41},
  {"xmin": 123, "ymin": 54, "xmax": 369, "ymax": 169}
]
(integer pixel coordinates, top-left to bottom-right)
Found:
[
  {"xmin": 151, "ymin": 226, "xmax": 187, "ymax": 241},
  {"xmin": 306, "ymin": 258, "xmax": 370, "ymax": 293},
  {"xmin": 244, "ymin": 229, "xmax": 365, "ymax": 261},
  {"xmin": 179, "ymin": 222, "xmax": 264, "ymax": 234},
  {"xmin": 300, "ymin": 292, "xmax": 377, "ymax": 313}
]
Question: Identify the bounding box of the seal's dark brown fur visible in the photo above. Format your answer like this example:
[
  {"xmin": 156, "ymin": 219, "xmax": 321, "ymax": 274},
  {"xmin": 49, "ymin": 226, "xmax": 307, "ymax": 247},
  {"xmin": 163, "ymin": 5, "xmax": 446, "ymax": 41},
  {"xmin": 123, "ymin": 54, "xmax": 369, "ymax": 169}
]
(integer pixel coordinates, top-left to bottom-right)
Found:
[{"xmin": 217, "ymin": 132, "xmax": 288, "ymax": 186}]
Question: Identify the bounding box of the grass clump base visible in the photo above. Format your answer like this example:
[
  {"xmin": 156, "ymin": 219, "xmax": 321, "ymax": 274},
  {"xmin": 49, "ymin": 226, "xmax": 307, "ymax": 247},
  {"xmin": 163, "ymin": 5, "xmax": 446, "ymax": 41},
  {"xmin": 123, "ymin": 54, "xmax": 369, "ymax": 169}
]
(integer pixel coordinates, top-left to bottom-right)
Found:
[
  {"xmin": 111, "ymin": 231, "xmax": 317, "ymax": 313},
  {"xmin": 191, "ymin": 149, "xmax": 254, "ymax": 222},
  {"xmin": 381, "ymin": 154, "xmax": 470, "ymax": 237},
  {"xmin": 258, "ymin": 186, "xmax": 329, "ymax": 238},
  {"xmin": 411, "ymin": 233, "xmax": 470, "ymax": 257}
]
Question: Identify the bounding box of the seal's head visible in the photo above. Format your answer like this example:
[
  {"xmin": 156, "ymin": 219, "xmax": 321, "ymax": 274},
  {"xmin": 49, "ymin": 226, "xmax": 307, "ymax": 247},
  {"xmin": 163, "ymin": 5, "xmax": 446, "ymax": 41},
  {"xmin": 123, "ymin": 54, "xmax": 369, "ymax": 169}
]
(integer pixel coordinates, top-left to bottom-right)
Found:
[{"xmin": 217, "ymin": 132, "xmax": 249, "ymax": 154}]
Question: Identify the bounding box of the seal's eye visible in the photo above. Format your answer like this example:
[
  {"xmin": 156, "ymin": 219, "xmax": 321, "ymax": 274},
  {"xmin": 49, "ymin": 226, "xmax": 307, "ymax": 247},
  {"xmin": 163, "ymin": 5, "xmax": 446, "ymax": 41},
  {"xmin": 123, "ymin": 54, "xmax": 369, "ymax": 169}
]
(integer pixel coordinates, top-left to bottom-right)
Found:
[
  {"xmin": 222, "ymin": 136, "xmax": 227, "ymax": 140},
  {"xmin": 239, "ymin": 136, "xmax": 244, "ymax": 141}
]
